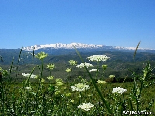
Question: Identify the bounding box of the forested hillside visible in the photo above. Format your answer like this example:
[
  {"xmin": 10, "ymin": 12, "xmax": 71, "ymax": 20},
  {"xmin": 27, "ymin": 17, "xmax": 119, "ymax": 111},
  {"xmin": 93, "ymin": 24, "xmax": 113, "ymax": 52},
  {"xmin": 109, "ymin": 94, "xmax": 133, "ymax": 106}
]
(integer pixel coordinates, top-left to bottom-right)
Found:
[{"xmin": 0, "ymin": 49, "xmax": 155, "ymax": 82}]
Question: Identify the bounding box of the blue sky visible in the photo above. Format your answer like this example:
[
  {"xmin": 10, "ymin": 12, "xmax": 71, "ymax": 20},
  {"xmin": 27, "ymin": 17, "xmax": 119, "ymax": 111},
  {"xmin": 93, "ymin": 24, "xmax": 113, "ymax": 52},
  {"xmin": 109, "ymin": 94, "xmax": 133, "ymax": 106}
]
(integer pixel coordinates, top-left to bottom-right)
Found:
[{"xmin": 0, "ymin": 0, "xmax": 155, "ymax": 49}]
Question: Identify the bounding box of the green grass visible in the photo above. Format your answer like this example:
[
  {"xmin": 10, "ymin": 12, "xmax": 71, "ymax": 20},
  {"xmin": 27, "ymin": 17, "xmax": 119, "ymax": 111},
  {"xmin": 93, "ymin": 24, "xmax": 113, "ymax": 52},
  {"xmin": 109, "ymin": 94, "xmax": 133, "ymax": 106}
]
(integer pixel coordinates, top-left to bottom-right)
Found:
[{"xmin": 1, "ymin": 81, "xmax": 155, "ymax": 115}]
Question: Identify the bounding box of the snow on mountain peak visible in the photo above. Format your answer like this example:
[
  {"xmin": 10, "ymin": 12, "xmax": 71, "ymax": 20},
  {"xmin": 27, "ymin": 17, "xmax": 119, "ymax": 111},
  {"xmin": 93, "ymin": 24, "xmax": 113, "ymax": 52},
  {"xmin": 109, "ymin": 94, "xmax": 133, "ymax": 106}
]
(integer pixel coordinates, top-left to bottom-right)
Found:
[
  {"xmin": 22, "ymin": 43, "xmax": 153, "ymax": 51},
  {"xmin": 22, "ymin": 43, "xmax": 104, "ymax": 51}
]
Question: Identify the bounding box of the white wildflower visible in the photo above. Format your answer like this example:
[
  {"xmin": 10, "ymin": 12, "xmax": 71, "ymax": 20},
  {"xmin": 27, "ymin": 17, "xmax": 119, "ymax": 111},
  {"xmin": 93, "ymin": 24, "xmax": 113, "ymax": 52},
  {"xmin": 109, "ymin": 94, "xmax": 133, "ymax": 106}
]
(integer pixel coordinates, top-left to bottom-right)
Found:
[
  {"xmin": 22, "ymin": 73, "xmax": 37, "ymax": 79},
  {"xmin": 89, "ymin": 69, "xmax": 97, "ymax": 72},
  {"xmin": 112, "ymin": 87, "xmax": 127, "ymax": 94},
  {"xmin": 70, "ymin": 99, "xmax": 74, "ymax": 103},
  {"xmin": 71, "ymin": 83, "xmax": 90, "ymax": 92},
  {"xmin": 109, "ymin": 75, "xmax": 115, "ymax": 78},
  {"xmin": 78, "ymin": 102, "xmax": 94, "ymax": 111},
  {"xmin": 76, "ymin": 62, "xmax": 93, "ymax": 68},
  {"xmin": 87, "ymin": 55, "xmax": 110, "ymax": 62},
  {"xmin": 25, "ymin": 86, "xmax": 32, "ymax": 90}
]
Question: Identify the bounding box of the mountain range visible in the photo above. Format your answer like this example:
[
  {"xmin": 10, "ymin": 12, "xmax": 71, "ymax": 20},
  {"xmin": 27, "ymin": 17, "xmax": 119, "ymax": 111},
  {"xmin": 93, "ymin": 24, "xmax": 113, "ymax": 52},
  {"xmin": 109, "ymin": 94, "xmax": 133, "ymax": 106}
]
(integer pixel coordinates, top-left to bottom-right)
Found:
[
  {"xmin": 1, "ymin": 43, "xmax": 155, "ymax": 66},
  {"xmin": 22, "ymin": 43, "xmax": 155, "ymax": 54}
]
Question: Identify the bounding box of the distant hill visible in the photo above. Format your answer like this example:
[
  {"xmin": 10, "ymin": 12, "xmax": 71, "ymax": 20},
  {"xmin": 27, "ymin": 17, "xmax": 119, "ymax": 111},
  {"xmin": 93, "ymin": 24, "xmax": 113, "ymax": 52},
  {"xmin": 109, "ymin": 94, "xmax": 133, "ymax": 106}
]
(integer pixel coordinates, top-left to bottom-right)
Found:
[
  {"xmin": 1, "ymin": 48, "xmax": 155, "ymax": 82},
  {"xmin": 0, "ymin": 48, "xmax": 155, "ymax": 65}
]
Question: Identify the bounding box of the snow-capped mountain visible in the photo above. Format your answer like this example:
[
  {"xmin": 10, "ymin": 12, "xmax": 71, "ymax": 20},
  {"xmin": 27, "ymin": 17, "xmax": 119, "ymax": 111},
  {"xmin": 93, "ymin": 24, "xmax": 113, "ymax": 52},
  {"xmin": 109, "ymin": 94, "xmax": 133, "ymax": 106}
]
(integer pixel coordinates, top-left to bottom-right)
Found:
[
  {"xmin": 22, "ymin": 43, "xmax": 103, "ymax": 51},
  {"xmin": 22, "ymin": 43, "xmax": 153, "ymax": 51}
]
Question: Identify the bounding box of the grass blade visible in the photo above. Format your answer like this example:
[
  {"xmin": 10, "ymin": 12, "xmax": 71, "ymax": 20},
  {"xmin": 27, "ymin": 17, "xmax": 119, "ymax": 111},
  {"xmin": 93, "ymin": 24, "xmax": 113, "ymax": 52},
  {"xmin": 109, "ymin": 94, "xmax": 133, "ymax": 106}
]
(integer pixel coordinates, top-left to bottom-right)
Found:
[{"xmin": 133, "ymin": 41, "xmax": 141, "ymax": 59}]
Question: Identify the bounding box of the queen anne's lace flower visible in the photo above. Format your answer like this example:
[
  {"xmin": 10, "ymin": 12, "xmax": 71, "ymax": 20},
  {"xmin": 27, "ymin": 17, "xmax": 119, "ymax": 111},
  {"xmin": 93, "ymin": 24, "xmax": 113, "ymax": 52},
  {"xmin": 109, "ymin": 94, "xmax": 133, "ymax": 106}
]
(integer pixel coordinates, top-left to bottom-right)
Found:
[
  {"xmin": 78, "ymin": 102, "xmax": 94, "ymax": 111},
  {"xmin": 89, "ymin": 69, "xmax": 97, "ymax": 72},
  {"xmin": 71, "ymin": 83, "xmax": 90, "ymax": 92},
  {"xmin": 22, "ymin": 73, "xmax": 37, "ymax": 79},
  {"xmin": 112, "ymin": 87, "xmax": 127, "ymax": 94},
  {"xmin": 109, "ymin": 75, "xmax": 115, "ymax": 78},
  {"xmin": 76, "ymin": 62, "xmax": 93, "ymax": 68},
  {"xmin": 25, "ymin": 86, "xmax": 32, "ymax": 91},
  {"xmin": 87, "ymin": 55, "xmax": 110, "ymax": 62},
  {"xmin": 70, "ymin": 99, "xmax": 74, "ymax": 103}
]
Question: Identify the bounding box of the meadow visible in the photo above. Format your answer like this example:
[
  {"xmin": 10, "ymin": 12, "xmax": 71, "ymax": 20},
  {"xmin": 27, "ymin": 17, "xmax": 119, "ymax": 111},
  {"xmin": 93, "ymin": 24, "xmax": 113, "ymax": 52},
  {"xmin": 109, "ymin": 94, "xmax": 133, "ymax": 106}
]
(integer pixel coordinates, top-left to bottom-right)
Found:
[{"xmin": 0, "ymin": 48, "xmax": 155, "ymax": 116}]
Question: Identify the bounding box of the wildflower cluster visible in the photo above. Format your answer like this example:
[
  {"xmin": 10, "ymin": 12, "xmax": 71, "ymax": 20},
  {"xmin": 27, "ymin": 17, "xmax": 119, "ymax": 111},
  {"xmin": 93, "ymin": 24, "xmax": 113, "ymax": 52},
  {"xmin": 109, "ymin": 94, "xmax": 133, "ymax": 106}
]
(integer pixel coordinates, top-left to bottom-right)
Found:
[
  {"xmin": 25, "ymin": 86, "xmax": 32, "ymax": 91},
  {"xmin": 102, "ymin": 65, "xmax": 107, "ymax": 70},
  {"xmin": 66, "ymin": 68, "xmax": 71, "ymax": 73},
  {"xmin": 109, "ymin": 75, "xmax": 115, "ymax": 78},
  {"xmin": 0, "ymin": 67, "xmax": 8, "ymax": 77},
  {"xmin": 41, "ymin": 78, "xmax": 45, "ymax": 83},
  {"xmin": 89, "ymin": 69, "xmax": 97, "ymax": 72},
  {"xmin": 22, "ymin": 73, "xmax": 38, "ymax": 79},
  {"xmin": 47, "ymin": 63, "xmax": 55, "ymax": 70},
  {"xmin": 68, "ymin": 60, "xmax": 77, "ymax": 65},
  {"xmin": 71, "ymin": 83, "xmax": 90, "ymax": 92},
  {"xmin": 87, "ymin": 55, "xmax": 110, "ymax": 62},
  {"xmin": 55, "ymin": 78, "xmax": 63, "ymax": 86},
  {"xmin": 35, "ymin": 52, "xmax": 48, "ymax": 60},
  {"xmin": 78, "ymin": 102, "xmax": 94, "ymax": 111},
  {"xmin": 97, "ymin": 80, "xmax": 106, "ymax": 84},
  {"xmin": 47, "ymin": 76, "xmax": 54, "ymax": 80},
  {"xmin": 112, "ymin": 87, "xmax": 127, "ymax": 94},
  {"xmin": 54, "ymin": 78, "xmax": 65, "ymax": 95},
  {"xmin": 76, "ymin": 62, "xmax": 93, "ymax": 68}
]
